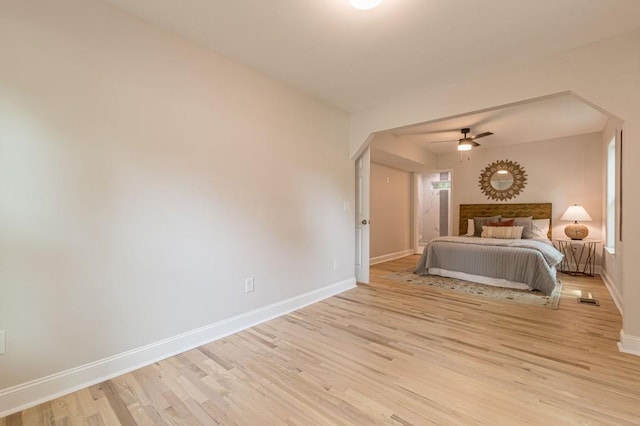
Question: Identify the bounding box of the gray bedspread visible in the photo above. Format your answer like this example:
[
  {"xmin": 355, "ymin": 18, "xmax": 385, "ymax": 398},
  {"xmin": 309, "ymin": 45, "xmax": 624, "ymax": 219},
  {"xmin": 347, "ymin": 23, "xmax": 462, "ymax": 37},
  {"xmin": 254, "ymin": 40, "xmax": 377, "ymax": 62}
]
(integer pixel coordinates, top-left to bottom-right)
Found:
[{"xmin": 414, "ymin": 236, "xmax": 564, "ymax": 295}]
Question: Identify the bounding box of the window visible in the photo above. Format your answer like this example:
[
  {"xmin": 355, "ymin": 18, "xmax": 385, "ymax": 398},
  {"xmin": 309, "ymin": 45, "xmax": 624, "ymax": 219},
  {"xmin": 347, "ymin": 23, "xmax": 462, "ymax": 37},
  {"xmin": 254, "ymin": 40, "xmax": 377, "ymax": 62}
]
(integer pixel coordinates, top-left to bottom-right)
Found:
[{"xmin": 606, "ymin": 134, "xmax": 616, "ymax": 252}]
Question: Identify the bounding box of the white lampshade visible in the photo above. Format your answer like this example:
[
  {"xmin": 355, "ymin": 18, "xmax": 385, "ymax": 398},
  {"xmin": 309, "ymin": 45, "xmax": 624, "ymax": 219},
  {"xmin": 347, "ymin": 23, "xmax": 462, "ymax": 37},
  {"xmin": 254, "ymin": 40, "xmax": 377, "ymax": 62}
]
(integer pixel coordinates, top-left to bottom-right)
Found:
[
  {"xmin": 349, "ymin": 0, "xmax": 383, "ymax": 10},
  {"xmin": 560, "ymin": 204, "xmax": 592, "ymax": 222}
]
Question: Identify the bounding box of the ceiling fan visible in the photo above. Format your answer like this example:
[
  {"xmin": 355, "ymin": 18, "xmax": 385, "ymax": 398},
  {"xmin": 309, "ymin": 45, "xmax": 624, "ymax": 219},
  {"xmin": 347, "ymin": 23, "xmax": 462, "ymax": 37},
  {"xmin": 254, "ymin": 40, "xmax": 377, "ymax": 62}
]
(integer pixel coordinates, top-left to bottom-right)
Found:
[{"xmin": 431, "ymin": 128, "xmax": 494, "ymax": 151}]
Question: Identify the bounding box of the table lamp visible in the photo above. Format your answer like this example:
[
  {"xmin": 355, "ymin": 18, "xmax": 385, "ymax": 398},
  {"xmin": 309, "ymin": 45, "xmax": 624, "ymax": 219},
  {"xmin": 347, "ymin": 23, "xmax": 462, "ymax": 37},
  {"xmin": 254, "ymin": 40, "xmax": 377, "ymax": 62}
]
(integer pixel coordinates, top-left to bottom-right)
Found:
[{"xmin": 560, "ymin": 204, "xmax": 592, "ymax": 240}]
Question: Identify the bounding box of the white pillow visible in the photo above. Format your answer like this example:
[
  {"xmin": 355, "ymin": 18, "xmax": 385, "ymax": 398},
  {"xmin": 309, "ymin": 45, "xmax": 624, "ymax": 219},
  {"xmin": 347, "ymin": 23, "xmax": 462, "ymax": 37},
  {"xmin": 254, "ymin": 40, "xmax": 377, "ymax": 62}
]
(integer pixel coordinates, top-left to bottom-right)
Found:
[
  {"xmin": 466, "ymin": 219, "xmax": 474, "ymax": 236},
  {"xmin": 531, "ymin": 219, "xmax": 550, "ymax": 239},
  {"xmin": 481, "ymin": 226, "xmax": 524, "ymax": 239}
]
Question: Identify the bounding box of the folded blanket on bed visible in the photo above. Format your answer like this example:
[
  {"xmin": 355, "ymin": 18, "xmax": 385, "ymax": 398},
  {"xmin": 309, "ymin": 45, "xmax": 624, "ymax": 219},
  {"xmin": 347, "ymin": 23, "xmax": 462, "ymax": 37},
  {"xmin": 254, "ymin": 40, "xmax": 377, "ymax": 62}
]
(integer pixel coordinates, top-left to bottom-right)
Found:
[
  {"xmin": 414, "ymin": 236, "xmax": 564, "ymax": 295},
  {"xmin": 430, "ymin": 236, "xmax": 564, "ymax": 266}
]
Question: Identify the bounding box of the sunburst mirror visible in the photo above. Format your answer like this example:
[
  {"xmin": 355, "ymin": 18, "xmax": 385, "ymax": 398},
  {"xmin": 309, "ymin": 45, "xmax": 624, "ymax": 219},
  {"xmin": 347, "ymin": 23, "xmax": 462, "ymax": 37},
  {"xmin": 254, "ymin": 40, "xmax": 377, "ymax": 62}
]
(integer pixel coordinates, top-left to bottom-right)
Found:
[{"xmin": 478, "ymin": 160, "xmax": 527, "ymax": 201}]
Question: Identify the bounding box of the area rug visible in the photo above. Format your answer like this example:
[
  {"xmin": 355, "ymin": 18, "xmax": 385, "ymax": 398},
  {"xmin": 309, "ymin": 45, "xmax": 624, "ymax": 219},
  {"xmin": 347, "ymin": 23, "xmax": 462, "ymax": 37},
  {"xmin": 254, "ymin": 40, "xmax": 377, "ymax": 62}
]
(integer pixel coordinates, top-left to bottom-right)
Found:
[{"xmin": 382, "ymin": 269, "xmax": 562, "ymax": 309}]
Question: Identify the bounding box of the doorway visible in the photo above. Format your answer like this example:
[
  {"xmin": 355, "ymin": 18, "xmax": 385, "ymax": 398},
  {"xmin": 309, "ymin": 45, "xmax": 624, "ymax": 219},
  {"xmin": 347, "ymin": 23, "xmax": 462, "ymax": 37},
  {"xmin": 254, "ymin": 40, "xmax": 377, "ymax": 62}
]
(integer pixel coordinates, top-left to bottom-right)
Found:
[{"xmin": 416, "ymin": 170, "xmax": 451, "ymax": 252}]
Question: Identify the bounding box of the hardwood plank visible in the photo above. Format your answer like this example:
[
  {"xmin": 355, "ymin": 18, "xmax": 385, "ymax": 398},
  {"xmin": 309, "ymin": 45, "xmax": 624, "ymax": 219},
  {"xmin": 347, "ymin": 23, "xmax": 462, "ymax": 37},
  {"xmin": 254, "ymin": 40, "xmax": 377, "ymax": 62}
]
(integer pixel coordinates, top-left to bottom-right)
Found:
[
  {"xmin": 4, "ymin": 255, "xmax": 640, "ymax": 425},
  {"xmin": 100, "ymin": 381, "xmax": 137, "ymax": 425}
]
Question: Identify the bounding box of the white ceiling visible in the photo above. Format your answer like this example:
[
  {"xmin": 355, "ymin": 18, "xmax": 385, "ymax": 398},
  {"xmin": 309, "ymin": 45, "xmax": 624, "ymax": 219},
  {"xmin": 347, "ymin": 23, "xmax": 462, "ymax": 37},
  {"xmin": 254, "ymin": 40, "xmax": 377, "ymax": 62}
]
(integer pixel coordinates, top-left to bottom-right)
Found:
[
  {"xmin": 103, "ymin": 0, "xmax": 629, "ymax": 160},
  {"xmin": 103, "ymin": 0, "xmax": 640, "ymax": 112},
  {"xmin": 386, "ymin": 94, "xmax": 610, "ymax": 155}
]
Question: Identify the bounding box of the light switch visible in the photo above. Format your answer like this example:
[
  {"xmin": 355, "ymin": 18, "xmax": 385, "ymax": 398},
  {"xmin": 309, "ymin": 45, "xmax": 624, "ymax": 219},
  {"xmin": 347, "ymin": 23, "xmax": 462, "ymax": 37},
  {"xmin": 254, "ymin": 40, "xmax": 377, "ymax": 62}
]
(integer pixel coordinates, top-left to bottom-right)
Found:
[{"xmin": 0, "ymin": 330, "xmax": 5, "ymax": 355}]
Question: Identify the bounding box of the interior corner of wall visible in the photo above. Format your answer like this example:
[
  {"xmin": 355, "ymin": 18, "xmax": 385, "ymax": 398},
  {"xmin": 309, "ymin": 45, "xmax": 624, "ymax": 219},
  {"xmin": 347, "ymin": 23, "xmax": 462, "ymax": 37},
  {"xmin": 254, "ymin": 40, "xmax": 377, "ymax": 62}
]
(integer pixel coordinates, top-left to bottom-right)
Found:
[{"xmin": 618, "ymin": 330, "xmax": 640, "ymax": 357}]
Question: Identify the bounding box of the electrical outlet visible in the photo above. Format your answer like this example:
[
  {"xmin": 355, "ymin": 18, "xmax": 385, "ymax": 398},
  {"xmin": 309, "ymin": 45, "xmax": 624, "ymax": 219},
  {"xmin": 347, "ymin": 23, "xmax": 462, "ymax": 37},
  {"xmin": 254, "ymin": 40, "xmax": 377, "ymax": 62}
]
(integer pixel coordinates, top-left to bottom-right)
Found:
[
  {"xmin": 245, "ymin": 278, "xmax": 255, "ymax": 293},
  {"xmin": 0, "ymin": 330, "xmax": 5, "ymax": 355}
]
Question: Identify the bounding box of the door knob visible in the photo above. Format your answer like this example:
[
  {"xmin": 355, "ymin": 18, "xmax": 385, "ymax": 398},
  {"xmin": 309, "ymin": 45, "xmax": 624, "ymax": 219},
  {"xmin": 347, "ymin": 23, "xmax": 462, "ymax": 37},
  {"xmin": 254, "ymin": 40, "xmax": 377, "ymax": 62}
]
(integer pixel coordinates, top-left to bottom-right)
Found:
[{"xmin": 361, "ymin": 219, "xmax": 368, "ymax": 225}]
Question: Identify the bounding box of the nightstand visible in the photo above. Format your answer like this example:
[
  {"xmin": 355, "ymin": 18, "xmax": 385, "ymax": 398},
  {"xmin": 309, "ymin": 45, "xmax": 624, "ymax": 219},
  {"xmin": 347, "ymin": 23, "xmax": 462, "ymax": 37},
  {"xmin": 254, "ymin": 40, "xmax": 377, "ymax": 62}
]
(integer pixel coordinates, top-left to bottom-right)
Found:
[{"xmin": 554, "ymin": 238, "xmax": 600, "ymax": 276}]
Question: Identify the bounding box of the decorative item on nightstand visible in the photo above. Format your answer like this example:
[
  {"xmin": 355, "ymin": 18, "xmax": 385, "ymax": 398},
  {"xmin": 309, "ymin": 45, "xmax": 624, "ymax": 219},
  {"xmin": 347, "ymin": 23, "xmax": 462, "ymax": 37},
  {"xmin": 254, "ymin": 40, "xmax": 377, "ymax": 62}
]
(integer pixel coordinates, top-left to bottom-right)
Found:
[{"xmin": 560, "ymin": 204, "xmax": 592, "ymax": 240}]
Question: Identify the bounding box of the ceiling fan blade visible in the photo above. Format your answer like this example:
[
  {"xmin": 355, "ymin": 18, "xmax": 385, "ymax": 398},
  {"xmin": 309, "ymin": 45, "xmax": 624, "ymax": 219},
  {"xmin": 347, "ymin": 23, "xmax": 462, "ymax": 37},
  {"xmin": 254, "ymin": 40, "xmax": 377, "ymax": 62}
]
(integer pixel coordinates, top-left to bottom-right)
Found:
[
  {"xmin": 471, "ymin": 131, "xmax": 493, "ymax": 140},
  {"xmin": 472, "ymin": 141, "xmax": 481, "ymax": 147}
]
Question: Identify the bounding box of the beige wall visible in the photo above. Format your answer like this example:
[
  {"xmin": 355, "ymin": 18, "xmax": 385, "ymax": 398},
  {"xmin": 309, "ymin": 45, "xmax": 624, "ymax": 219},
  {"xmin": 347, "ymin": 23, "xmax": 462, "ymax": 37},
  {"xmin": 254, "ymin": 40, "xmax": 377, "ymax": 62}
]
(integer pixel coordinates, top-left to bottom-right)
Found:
[
  {"xmin": 370, "ymin": 163, "xmax": 412, "ymax": 259},
  {"xmin": 0, "ymin": 0, "xmax": 352, "ymax": 399},
  {"xmin": 438, "ymin": 133, "xmax": 603, "ymax": 243},
  {"xmin": 350, "ymin": 31, "xmax": 640, "ymax": 350}
]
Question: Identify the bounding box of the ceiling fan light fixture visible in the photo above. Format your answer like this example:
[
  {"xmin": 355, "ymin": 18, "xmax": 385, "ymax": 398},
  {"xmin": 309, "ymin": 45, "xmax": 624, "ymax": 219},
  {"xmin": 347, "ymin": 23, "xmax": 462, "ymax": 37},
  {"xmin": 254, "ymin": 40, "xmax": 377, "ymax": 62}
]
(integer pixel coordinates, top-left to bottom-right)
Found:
[
  {"xmin": 348, "ymin": 0, "xmax": 383, "ymax": 10},
  {"xmin": 428, "ymin": 128, "xmax": 493, "ymax": 151},
  {"xmin": 457, "ymin": 140, "xmax": 473, "ymax": 151}
]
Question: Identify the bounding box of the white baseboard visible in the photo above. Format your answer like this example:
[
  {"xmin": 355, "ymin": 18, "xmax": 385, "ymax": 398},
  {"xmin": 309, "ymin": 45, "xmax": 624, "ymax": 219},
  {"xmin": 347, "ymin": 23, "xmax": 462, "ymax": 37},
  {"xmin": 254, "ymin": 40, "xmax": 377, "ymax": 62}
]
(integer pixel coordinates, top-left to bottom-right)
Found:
[
  {"xmin": 600, "ymin": 268, "xmax": 623, "ymax": 316},
  {"xmin": 370, "ymin": 249, "xmax": 413, "ymax": 265},
  {"xmin": 0, "ymin": 278, "xmax": 357, "ymax": 418},
  {"xmin": 618, "ymin": 330, "xmax": 640, "ymax": 356}
]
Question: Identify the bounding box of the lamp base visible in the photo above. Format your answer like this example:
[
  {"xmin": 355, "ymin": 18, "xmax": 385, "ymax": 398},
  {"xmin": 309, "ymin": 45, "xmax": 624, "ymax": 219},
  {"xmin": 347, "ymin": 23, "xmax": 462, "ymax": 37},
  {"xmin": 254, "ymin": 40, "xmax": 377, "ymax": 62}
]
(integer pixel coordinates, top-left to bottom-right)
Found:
[{"xmin": 564, "ymin": 223, "xmax": 588, "ymax": 240}]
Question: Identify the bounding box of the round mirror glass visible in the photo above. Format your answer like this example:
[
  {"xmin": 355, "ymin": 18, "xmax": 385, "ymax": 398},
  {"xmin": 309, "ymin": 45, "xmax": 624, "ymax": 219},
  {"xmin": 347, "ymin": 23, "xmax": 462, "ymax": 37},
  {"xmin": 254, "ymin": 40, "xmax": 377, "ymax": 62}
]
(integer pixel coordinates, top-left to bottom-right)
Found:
[{"xmin": 490, "ymin": 171, "xmax": 514, "ymax": 190}]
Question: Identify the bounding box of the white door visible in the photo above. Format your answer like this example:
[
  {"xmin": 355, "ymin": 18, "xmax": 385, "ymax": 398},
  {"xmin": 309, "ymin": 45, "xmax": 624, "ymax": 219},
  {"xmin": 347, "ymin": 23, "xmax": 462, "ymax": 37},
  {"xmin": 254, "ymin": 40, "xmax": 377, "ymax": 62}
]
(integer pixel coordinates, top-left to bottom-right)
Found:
[{"xmin": 355, "ymin": 147, "xmax": 370, "ymax": 283}]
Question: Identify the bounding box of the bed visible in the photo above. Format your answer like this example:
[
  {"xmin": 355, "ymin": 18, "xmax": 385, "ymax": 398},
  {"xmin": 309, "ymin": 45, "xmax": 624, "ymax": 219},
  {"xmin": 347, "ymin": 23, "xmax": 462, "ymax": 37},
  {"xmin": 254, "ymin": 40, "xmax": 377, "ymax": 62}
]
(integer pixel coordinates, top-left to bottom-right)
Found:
[{"xmin": 414, "ymin": 203, "xmax": 563, "ymax": 295}]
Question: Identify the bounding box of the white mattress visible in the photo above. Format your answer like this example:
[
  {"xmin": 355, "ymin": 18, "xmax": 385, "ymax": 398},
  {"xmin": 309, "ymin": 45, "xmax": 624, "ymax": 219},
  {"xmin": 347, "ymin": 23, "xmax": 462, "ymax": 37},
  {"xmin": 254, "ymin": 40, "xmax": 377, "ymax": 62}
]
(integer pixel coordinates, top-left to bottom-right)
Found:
[{"xmin": 428, "ymin": 267, "xmax": 531, "ymax": 291}]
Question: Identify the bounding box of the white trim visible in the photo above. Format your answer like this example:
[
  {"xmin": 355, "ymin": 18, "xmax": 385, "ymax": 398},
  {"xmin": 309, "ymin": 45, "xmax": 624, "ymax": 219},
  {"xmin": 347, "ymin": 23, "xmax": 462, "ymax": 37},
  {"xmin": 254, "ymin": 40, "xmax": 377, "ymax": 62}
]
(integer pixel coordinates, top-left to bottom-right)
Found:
[
  {"xmin": 600, "ymin": 268, "xmax": 623, "ymax": 316},
  {"xmin": 370, "ymin": 249, "xmax": 413, "ymax": 265},
  {"xmin": 0, "ymin": 278, "xmax": 356, "ymax": 417},
  {"xmin": 618, "ymin": 330, "xmax": 640, "ymax": 357}
]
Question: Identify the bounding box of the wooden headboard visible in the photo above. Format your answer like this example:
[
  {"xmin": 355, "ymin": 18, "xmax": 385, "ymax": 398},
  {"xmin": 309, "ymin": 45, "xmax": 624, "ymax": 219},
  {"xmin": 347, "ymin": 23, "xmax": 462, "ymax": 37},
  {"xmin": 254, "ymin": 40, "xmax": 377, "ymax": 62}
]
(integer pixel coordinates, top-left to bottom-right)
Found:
[{"xmin": 459, "ymin": 203, "xmax": 553, "ymax": 239}]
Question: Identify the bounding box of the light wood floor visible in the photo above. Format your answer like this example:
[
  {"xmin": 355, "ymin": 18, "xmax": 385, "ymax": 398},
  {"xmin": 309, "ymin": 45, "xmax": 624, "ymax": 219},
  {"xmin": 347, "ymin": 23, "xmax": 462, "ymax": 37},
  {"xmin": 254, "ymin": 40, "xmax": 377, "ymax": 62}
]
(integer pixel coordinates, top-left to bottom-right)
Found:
[{"xmin": 3, "ymin": 255, "xmax": 640, "ymax": 425}]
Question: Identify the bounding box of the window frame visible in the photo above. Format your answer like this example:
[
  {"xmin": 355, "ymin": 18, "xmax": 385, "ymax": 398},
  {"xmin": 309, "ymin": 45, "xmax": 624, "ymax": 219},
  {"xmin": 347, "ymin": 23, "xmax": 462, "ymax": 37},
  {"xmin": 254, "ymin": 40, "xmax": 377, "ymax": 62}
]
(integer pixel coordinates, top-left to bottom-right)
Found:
[{"xmin": 605, "ymin": 133, "xmax": 616, "ymax": 253}]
